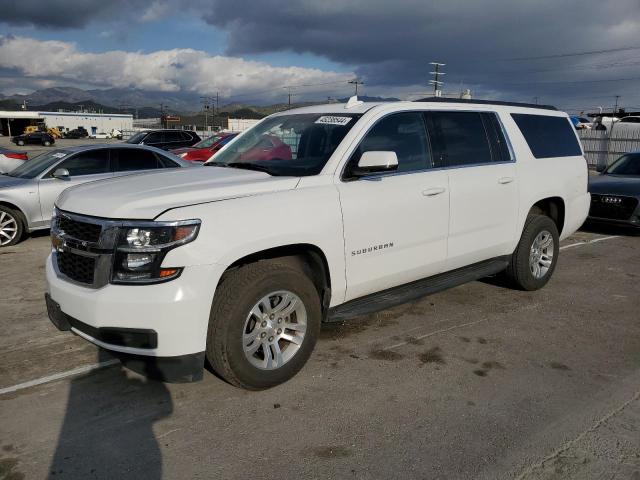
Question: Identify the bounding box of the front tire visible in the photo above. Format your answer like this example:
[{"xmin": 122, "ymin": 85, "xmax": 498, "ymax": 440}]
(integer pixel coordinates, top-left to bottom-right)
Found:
[
  {"xmin": 207, "ymin": 260, "xmax": 321, "ymax": 389},
  {"xmin": 43, "ymin": 140, "xmax": 51, "ymax": 146},
  {"xmin": 0, "ymin": 206, "xmax": 24, "ymax": 247},
  {"xmin": 17, "ymin": 140, "xmax": 24, "ymax": 146},
  {"xmin": 505, "ymin": 214, "xmax": 559, "ymax": 291}
]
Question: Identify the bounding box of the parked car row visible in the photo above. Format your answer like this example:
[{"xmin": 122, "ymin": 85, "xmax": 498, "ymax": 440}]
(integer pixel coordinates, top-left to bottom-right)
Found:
[{"xmin": 0, "ymin": 144, "xmax": 193, "ymax": 246}]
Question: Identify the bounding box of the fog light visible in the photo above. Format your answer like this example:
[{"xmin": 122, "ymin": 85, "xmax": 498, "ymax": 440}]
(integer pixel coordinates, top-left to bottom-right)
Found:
[{"xmin": 124, "ymin": 253, "xmax": 153, "ymax": 269}]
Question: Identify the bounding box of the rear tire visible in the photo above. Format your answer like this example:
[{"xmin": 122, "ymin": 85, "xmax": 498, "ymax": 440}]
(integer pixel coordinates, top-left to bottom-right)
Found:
[
  {"xmin": 43, "ymin": 141, "xmax": 51, "ymax": 146},
  {"xmin": 206, "ymin": 260, "xmax": 321, "ymax": 389},
  {"xmin": 0, "ymin": 206, "xmax": 24, "ymax": 247},
  {"xmin": 17, "ymin": 140, "xmax": 24, "ymax": 146},
  {"xmin": 505, "ymin": 214, "xmax": 559, "ymax": 291}
]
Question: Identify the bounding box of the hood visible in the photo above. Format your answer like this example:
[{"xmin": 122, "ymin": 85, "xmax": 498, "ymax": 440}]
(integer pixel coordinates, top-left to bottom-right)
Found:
[
  {"xmin": 588, "ymin": 175, "xmax": 640, "ymax": 197},
  {"xmin": 56, "ymin": 166, "xmax": 300, "ymax": 219},
  {"xmin": 0, "ymin": 175, "xmax": 29, "ymax": 189}
]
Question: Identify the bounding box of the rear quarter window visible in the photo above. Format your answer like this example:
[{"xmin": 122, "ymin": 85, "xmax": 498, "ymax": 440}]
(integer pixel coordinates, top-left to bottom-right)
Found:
[{"xmin": 511, "ymin": 113, "xmax": 582, "ymax": 159}]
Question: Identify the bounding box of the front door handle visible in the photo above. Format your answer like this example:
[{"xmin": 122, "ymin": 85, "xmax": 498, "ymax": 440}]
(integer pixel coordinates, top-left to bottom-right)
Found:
[
  {"xmin": 422, "ymin": 187, "xmax": 446, "ymax": 196},
  {"xmin": 498, "ymin": 176, "xmax": 515, "ymax": 184}
]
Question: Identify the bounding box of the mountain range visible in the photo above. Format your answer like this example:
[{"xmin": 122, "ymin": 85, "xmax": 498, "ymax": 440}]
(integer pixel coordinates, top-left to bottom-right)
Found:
[{"xmin": 0, "ymin": 86, "xmax": 399, "ymax": 116}]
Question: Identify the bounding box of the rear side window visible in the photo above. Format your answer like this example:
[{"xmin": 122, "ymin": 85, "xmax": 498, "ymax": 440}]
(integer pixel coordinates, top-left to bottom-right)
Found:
[
  {"xmin": 112, "ymin": 149, "xmax": 161, "ymax": 171},
  {"xmin": 426, "ymin": 112, "xmax": 493, "ymax": 167},
  {"xmin": 511, "ymin": 114, "xmax": 582, "ymax": 158}
]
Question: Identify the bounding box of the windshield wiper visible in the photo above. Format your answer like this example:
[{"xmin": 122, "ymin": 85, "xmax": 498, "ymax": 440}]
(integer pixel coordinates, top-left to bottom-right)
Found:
[
  {"xmin": 204, "ymin": 161, "xmax": 229, "ymax": 168},
  {"xmin": 226, "ymin": 162, "xmax": 274, "ymax": 175}
]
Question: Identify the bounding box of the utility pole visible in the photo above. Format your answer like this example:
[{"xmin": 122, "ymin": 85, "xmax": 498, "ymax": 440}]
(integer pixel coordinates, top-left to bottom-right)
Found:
[
  {"xmin": 214, "ymin": 91, "xmax": 219, "ymax": 131},
  {"xmin": 348, "ymin": 79, "xmax": 364, "ymax": 96},
  {"xmin": 533, "ymin": 96, "xmax": 539, "ymax": 105},
  {"xmin": 200, "ymin": 96, "xmax": 211, "ymax": 132},
  {"xmin": 429, "ymin": 62, "xmax": 445, "ymax": 97},
  {"xmin": 284, "ymin": 86, "xmax": 298, "ymax": 108},
  {"xmin": 159, "ymin": 103, "xmax": 165, "ymax": 128}
]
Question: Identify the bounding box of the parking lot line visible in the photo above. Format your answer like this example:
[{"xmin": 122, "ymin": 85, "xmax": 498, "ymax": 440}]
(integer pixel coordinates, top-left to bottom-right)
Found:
[
  {"xmin": 0, "ymin": 359, "xmax": 119, "ymax": 396},
  {"xmin": 0, "ymin": 233, "xmax": 622, "ymax": 397},
  {"xmin": 560, "ymin": 235, "xmax": 619, "ymax": 250}
]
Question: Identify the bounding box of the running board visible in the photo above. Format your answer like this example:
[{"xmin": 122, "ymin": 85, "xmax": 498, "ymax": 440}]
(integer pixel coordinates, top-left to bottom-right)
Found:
[{"xmin": 327, "ymin": 256, "xmax": 510, "ymax": 322}]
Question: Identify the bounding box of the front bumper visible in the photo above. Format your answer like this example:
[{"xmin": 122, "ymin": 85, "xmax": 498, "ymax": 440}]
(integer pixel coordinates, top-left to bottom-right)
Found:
[{"xmin": 46, "ymin": 254, "xmax": 226, "ymax": 381}]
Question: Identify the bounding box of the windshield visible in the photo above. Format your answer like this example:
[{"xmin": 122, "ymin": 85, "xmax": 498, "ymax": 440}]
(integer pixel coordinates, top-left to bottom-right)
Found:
[
  {"xmin": 195, "ymin": 134, "xmax": 225, "ymax": 148},
  {"xmin": 8, "ymin": 150, "xmax": 69, "ymax": 179},
  {"xmin": 605, "ymin": 153, "xmax": 640, "ymax": 176},
  {"xmin": 206, "ymin": 113, "xmax": 361, "ymax": 176},
  {"xmin": 126, "ymin": 132, "xmax": 147, "ymax": 144}
]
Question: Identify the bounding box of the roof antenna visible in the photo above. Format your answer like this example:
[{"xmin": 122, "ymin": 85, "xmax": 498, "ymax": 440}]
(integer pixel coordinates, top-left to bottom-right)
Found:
[{"xmin": 345, "ymin": 95, "xmax": 364, "ymax": 109}]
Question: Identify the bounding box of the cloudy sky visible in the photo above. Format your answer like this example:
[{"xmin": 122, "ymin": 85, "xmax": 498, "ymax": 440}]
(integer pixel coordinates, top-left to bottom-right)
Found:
[{"xmin": 1, "ymin": 0, "xmax": 639, "ymax": 112}]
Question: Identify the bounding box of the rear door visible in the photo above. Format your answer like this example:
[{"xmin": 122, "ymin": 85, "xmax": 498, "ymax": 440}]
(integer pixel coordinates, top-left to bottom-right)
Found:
[
  {"xmin": 37, "ymin": 149, "xmax": 113, "ymax": 221},
  {"xmin": 425, "ymin": 111, "xmax": 518, "ymax": 270}
]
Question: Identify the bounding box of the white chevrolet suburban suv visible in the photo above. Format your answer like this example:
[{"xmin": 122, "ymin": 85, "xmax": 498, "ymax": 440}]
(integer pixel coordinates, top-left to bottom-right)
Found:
[{"xmin": 46, "ymin": 97, "xmax": 590, "ymax": 389}]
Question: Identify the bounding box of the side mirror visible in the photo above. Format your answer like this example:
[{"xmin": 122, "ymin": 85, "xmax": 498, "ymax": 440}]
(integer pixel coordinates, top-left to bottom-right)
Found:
[
  {"xmin": 352, "ymin": 151, "xmax": 399, "ymax": 177},
  {"xmin": 595, "ymin": 163, "xmax": 607, "ymax": 173},
  {"xmin": 52, "ymin": 168, "xmax": 70, "ymax": 180}
]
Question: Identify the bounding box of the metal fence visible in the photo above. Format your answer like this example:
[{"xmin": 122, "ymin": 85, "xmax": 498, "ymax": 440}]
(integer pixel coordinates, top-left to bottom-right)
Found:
[{"xmin": 578, "ymin": 128, "xmax": 640, "ymax": 168}]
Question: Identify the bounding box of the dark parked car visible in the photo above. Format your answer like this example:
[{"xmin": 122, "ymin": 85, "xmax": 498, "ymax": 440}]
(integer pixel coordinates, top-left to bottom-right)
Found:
[
  {"xmin": 11, "ymin": 132, "xmax": 55, "ymax": 147},
  {"xmin": 588, "ymin": 151, "xmax": 640, "ymax": 228},
  {"xmin": 126, "ymin": 129, "xmax": 201, "ymax": 151},
  {"xmin": 64, "ymin": 127, "xmax": 89, "ymax": 139}
]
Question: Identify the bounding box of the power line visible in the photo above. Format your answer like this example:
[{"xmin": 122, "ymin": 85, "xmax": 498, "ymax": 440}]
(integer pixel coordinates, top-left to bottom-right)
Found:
[{"xmin": 502, "ymin": 45, "xmax": 640, "ymax": 61}]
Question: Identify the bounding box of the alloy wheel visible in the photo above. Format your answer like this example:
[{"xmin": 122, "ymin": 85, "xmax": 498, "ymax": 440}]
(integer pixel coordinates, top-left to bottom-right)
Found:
[
  {"xmin": 529, "ymin": 230, "xmax": 554, "ymax": 279},
  {"xmin": 0, "ymin": 211, "xmax": 18, "ymax": 246},
  {"xmin": 242, "ymin": 290, "xmax": 307, "ymax": 370}
]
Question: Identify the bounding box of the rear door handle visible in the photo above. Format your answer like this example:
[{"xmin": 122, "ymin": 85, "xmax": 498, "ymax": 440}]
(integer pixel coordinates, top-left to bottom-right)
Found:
[
  {"xmin": 498, "ymin": 177, "xmax": 515, "ymax": 184},
  {"xmin": 422, "ymin": 187, "xmax": 446, "ymax": 196}
]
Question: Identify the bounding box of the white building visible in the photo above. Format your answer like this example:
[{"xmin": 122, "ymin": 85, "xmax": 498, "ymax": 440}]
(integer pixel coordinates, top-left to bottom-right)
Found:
[
  {"xmin": 227, "ymin": 118, "xmax": 261, "ymax": 132},
  {"xmin": 0, "ymin": 110, "xmax": 133, "ymax": 137}
]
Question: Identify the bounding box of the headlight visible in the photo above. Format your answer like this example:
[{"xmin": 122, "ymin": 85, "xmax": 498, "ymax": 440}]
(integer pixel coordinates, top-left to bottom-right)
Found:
[{"xmin": 112, "ymin": 220, "xmax": 200, "ymax": 284}]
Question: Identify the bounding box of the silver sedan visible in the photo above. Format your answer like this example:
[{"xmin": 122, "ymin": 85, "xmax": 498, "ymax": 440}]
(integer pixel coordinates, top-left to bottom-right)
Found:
[{"xmin": 0, "ymin": 144, "xmax": 194, "ymax": 246}]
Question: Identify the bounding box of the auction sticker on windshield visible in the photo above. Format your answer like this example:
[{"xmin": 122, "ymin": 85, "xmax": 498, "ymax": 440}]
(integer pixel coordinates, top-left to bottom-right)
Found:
[{"xmin": 315, "ymin": 116, "xmax": 353, "ymax": 126}]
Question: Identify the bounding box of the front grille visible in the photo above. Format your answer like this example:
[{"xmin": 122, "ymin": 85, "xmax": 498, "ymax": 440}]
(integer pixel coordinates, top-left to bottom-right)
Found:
[
  {"xmin": 57, "ymin": 251, "xmax": 96, "ymax": 285},
  {"xmin": 58, "ymin": 216, "xmax": 102, "ymax": 242},
  {"xmin": 589, "ymin": 194, "xmax": 638, "ymax": 221}
]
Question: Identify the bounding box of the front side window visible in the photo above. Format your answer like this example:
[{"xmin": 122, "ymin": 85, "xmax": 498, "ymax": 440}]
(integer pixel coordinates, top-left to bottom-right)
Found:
[
  {"xmin": 426, "ymin": 112, "xmax": 493, "ymax": 167},
  {"xmin": 348, "ymin": 112, "xmax": 431, "ymax": 174},
  {"xmin": 9, "ymin": 151, "xmax": 71, "ymax": 179},
  {"xmin": 112, "ymin": 149, "xmax": 160, "ymax": 171},
  {"xmin": 126, "ymin": 132, "xmax": 147, "ymax": 144},
  {"xmin": 511, "ymin": 113, "xmax": 582, "ymax": 159},
  {"xmin": 55, "ymin": 150, "xmax": 110, "ymax": 176},
  {"xmin": 208, "ymin": 113, "xmax": 361, "ymax": 176},
  {"xmin": 606, "ymin": 153, "xmax": 640, "ymax": 176}
]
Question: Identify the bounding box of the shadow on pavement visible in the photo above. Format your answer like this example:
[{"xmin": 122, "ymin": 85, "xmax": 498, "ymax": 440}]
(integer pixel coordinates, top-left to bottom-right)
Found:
[{"xmin": 48, "ymin": 349, "xmax": 173, "ymax": 479}]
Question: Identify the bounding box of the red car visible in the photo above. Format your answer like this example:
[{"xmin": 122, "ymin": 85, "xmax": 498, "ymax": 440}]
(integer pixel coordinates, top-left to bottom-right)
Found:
[
  {"xmin": 239, "ymin": 135, "xmax": 293, "ymax": 162},
  {"xmin": 171, "ymin": 133, "xmax": 238, "ymax": 162}
]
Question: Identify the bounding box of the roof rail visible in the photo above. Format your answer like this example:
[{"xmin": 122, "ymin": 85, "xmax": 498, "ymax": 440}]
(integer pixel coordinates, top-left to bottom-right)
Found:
[{"xmin": 414, "ymin": 97, "xmax": 557, "ymax": 111}]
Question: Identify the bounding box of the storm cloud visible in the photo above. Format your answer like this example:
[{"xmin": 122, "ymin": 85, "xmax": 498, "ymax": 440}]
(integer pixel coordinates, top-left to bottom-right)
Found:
[
  {"xmin": 1, "ymin": 0, "xmax": 639, "ymax": 110},
  {"xmin": 200, "ymin": 0, "xmax": 640, "ymax": 108}
]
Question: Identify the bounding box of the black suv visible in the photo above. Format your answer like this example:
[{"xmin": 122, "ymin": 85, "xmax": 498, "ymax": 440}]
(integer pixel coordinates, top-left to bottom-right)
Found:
[
  {"xmin": 125, "ymin": 130, "xmax": 201, "ymax": 151},
  {"xmin": 12, "ymin": 132, "xmax": 56, "ymax": 146}
]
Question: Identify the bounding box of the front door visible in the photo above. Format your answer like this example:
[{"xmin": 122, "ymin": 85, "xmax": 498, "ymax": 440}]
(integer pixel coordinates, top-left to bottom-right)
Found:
[
  {"xmin": 338, "ymin": 111, "xmax": 450, "ymax": 301},
  {"xmin": 37, "ymin": 149, "xmax": 113, "ymax": 221}
]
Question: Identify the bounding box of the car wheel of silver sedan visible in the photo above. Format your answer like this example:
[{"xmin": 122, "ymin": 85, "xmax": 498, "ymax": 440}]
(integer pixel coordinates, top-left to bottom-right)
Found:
[{"xmin": 0, "ymin": 207, "xmax": 23, "ymax": 247}]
